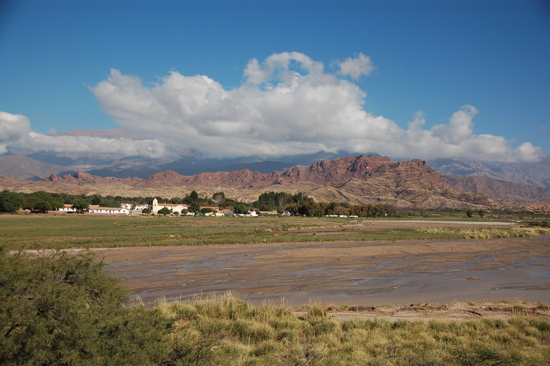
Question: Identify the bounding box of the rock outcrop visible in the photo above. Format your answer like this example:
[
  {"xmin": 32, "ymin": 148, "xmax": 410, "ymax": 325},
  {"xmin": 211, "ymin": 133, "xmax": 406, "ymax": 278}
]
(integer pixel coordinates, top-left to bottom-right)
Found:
[{"xmin": 0, "ymin": 155, "xmax": 495, "ymax": 209}]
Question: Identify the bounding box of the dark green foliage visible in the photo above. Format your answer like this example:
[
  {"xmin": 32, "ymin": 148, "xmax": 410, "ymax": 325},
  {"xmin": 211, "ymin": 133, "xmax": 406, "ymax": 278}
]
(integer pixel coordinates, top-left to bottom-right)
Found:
[
  {"xmin": 24, "ymin": 195, "xmax": 41, "ymax": 210},
  {"xmin": 100, "ymin": 198, "xmax": 121, "ymax": 208},
  {"xmin": 188, "ymin": 202, "xmax": 201, "ymax": 213},
  {"xmin": 0, "ymin": 249, "xmax": 168, "ymax": 365},
  {"xmin": 72, "ymin": 199, "xmax": 91, "ymax": 212},
  {"xmin": 219, "ymin": 198, "xmax": 236, "ymax": 208},
  {"xmin": 253, "ymin": 192, "xmax": 403, "ymax": 217},
  {"xmin": 255, "ymin": 191, "xmax": 316, "ymax": 214},
  {"xmin": 27, "ymin": 191, "xmax": 64, "ymax": 210},
  {"xmin": 0, "ymin": 191, "xmax": 26, "ymax": 212},
  {"xmin": 183, "ymin": 190, "xmax": 200, "ymax": 204},
  {"xmin": 34, "ymin": 200, "xmax": 52, "ymax": 212},
  {"xmin": 170, "ymin": 197, "xmax": 182, "ymax": 204},
  {"xmin": 233, "ymin": 203, "xmax": 248, "ymax": 214},
  {"xmin": 158, "ymin": 207, "xmax": 172, "ymax": 215}
]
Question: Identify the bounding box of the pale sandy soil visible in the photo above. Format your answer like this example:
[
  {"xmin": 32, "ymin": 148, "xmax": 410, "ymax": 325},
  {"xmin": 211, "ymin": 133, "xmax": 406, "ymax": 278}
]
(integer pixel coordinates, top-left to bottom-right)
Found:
[{"xmin": 97, "ymin": 220, "xmax": 550, "ymax": 320}]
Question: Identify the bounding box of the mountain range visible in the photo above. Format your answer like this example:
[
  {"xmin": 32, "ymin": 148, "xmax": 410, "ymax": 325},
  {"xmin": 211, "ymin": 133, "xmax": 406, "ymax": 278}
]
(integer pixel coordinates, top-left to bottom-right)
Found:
[
  {"xmin": 1, "ymin": 135, "xmax": 550, "ymax": 210},
  {"xmin": 1, "ymin": 153, "xmax": 549, "ymax": 212}
]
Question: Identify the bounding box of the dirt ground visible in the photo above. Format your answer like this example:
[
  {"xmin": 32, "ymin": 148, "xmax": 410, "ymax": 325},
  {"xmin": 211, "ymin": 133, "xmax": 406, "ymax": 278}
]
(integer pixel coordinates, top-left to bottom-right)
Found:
[{"xmin": 99, "ymin": 220, "xmax": 550, "ymax": 320}]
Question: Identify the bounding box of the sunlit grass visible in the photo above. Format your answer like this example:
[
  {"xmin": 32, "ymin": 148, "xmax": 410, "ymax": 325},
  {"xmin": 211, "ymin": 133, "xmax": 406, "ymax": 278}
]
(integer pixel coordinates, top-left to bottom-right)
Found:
[
  {"xmin": 415, "ymin": 226, "xmax": 550, "ymax": 239},
  {"xmin": 148, "ymin": 292, "xmax": 550, "ymax": 365},
  {"xmin": 0, "ymin": 214, "xmax": 539, "ymax": 250}
]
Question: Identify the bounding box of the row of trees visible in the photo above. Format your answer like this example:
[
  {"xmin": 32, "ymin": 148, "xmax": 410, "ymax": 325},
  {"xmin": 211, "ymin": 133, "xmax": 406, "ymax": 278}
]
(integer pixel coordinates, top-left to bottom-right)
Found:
[
  {"xmin": 250, "ymin": 191, "xmax": 399, "ymax": 217},
  {"xmin": 0, "ymin": 191, "xmax": 127, "ymax": 213},
  {"xmin": 467, "ymin": 209, "xmax": 487, "ymax": 218},
  {"xmin": 1, "ymin": 189, "xmax": 491, "ymax": 219},
  {"xmin": 0, "ymin": 191, "xmax": 65, "ymax": 213}
]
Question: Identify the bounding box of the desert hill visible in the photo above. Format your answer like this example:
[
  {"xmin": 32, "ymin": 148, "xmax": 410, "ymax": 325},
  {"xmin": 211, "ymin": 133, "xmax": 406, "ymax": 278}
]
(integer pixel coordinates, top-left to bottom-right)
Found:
[
  {"xmin": 0, "ymin": 155, "xmax": 493, "ymax": 209},
  {"xmin": 443, "ymin": 175, "xmax": 550, "ymax": 203},
  {"xmin": 428, "ymin": 157, "xmax": 550, "ymax": 188}
]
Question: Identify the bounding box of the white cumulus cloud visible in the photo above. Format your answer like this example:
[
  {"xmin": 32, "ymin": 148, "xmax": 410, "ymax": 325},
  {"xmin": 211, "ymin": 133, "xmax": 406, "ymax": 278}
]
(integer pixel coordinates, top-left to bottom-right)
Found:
[
  {"xmin": 90, "ymin": 52, "xmax": 544, "ymax": 162},
  {"xmin": 3, "ymin": 52, "xmax": 542, "ymax": 163},
  {"xmin": 0, "ymin": 110, "xmax": 167, "ymax": 158},
  {"xmin": 335, "ymin": 53, "xmax": 376, "ymax": 79}
]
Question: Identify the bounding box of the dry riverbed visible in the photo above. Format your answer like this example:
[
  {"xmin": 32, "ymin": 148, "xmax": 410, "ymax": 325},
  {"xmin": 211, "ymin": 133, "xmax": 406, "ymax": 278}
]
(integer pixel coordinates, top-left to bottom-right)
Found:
[{"xmin": 97, "ymin": 220, "xmax": 550, "ymax": 320}]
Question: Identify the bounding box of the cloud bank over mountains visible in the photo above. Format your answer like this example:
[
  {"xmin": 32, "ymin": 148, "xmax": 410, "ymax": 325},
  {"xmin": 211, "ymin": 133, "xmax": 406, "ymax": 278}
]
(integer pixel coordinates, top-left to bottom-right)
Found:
[
  {"xmin": 0, "ymin": 111, "xmax": 166, "ymax": 158},
  {"xmin": 1, "ymin": 52, "xmax": 545, "ymax": 162}
]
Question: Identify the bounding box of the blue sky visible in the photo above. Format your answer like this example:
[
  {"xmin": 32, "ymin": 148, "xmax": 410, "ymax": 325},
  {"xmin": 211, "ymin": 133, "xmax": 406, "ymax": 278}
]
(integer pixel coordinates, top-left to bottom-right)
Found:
[{"xmin": 0, "ymin": 0, "xmax": 549, "ymax": 161}]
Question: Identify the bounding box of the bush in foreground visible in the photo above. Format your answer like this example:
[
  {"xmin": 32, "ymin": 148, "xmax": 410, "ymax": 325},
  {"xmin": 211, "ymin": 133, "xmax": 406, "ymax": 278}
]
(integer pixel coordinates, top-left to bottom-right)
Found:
[{"xmin": 0, "ymin": 249, "xmax": 169, "ymax": 365}]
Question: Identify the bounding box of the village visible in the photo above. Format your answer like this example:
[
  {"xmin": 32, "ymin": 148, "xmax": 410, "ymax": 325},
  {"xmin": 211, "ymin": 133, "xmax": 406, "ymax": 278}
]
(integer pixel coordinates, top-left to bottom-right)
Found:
[{"xmin": 56, "ymin": 197, "xmax": 272, "ymax": 217}]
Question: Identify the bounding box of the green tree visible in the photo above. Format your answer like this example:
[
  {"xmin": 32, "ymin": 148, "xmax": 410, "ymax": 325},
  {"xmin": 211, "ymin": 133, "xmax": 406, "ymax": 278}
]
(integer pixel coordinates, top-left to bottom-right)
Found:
[
  {"xmin": 158, "ymin": 207, "xmax": 172, "ymax": 215},
  {"xmin": 24, "ymin": 195, "xmax": 41, "ymax": 210},
  {"xmin": 466, "ymin": 209, "xmax": 474, "ymax": 218},
  {"xmin": 0, "ymin": 191, "xmax": 26, "ymax": 212},
  {"xmin": 27, "ymin": 191, "xmax": 63, "ymax": 209},
  {"xmin": 72, "ymin": 199, "xmax": 90, "ymax": 212},
  {"xmin": 233, "ymin": 203, "xmax": 248, "ymax": 215},
  {"xmin": 170, "ymin": 197, "xmax": 182, "ymax": 204},
  {"xmin": 0, "ymin": 250, "xmax": 168, "ymax": 364},
  {"xmin": 101, "ymin": 199, "xmax": 120, "ymax": 208},
  {"xmin": 188, "ymin": 202, "xmax": 201, "ymax": 213},
  {"xmin": 190, "ymin": 190, "xmax": 199, "ymax": 202},
  {"xmin": 478, "ymin": 209, "xmax": 487, "ymax": 219},
  {"xmin": 34, "ymin": 201, "xmax": 52, "ymax": 213}
]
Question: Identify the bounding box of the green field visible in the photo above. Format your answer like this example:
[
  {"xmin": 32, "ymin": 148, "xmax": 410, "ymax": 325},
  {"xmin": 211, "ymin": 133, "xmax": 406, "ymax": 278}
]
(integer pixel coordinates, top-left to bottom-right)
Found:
[{"xmin": 1, "ymin": 214, "xmax": 549, "ymax": 251}]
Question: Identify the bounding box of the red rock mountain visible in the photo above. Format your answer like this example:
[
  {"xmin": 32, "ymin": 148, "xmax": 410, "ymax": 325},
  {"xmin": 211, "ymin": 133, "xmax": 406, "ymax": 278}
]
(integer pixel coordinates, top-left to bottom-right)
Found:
[{"xmin": 0, "ymin": 155, "xmax": 493, "ymax": 209}]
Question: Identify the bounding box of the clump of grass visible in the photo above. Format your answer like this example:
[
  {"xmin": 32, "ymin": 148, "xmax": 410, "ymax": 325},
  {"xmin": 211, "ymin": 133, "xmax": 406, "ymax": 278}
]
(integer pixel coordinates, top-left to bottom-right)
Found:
[
  {"xmin": 148, "ymin": 294, "xmax": 550, "ymax": 365},
  {"xmin": 415, "ymin": 226, "xmax": 550, "ymax": 239},
  {"xmin": 507, "ymin": 304, "xmax": 526, "ymax": 315}
]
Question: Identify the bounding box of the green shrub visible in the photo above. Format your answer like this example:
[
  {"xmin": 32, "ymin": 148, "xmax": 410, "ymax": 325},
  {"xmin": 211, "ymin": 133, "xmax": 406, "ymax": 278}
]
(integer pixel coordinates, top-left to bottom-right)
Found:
[{"xmin": 0, "ymin": 248, "xmax": 168, "ymax": 365}]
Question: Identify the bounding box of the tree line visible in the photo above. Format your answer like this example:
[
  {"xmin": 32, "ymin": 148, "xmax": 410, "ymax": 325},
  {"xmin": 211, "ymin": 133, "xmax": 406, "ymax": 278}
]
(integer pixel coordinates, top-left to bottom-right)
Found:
[{"xmin": 1, "ymin": 189, "xmax": 487, "ymax": 218}]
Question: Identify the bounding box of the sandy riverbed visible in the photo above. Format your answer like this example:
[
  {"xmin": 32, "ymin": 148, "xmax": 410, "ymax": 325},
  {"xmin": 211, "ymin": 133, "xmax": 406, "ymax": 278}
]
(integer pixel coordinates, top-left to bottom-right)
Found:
[{"xmin": 99, "ymin": 220, "xmax": 550, "ymax": 316}]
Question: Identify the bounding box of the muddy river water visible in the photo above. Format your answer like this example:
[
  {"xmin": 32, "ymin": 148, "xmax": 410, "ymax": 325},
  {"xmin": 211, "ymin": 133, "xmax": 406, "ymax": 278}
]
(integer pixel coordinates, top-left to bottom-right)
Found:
[{"xmin": 102, "ymin": 235, "xmax": 550, "ymax": 306}]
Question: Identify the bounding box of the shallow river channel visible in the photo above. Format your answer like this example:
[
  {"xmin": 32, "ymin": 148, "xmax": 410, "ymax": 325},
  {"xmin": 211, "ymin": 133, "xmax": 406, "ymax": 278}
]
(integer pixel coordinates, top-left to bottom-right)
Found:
[{"xmin": 103, "ymin": 235, "xmax": 550, "ymax": 306}]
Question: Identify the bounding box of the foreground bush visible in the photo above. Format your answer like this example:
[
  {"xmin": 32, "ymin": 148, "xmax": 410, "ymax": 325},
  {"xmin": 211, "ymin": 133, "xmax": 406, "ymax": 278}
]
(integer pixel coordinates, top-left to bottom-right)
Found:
[
  {"xmin": 1, "ymin": 249, "xmax": 549, "ymax": 365},
  {"xmin": 0, "ymin": 249, "xmax": 169, "ymax": 365}
]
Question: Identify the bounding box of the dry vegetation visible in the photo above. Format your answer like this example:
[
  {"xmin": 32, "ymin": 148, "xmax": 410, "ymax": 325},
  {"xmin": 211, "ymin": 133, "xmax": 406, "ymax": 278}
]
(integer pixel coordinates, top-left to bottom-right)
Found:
[{"xmin": 149, "ymin": 292, "xmax": 550, "ymax": 365}]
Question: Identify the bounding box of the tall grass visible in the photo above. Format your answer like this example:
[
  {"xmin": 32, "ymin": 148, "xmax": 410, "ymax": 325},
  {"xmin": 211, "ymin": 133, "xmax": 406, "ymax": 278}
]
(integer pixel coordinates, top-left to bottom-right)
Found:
[
  {"xmin": 415, "ymin": 226, "xmax": 550, "ymax": 239},
  {"xmin": 149, "ymin": 293, "xmax": 550, "ymax": 365}
]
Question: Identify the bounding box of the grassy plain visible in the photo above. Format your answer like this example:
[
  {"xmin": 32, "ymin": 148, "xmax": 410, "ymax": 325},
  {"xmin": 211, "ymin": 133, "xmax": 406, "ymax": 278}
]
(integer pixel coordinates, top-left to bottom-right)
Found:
[{"xmin": 1, "ymin": 213, "xmax": 547, "ymax": 251}]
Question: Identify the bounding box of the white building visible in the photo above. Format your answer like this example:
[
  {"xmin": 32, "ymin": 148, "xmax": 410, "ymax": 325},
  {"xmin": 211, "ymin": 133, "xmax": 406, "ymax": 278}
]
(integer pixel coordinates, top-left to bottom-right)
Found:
[
  {"xmin": 150, "ymin": 198, "xmax": 188, "ymax": 214},
  {"xmin": 57, "ymin": 204, "xmax": 77, "ymax": 213},
  {"xmin": 88, "ymin": 205, "xmax": 130, "ymax": 215}
]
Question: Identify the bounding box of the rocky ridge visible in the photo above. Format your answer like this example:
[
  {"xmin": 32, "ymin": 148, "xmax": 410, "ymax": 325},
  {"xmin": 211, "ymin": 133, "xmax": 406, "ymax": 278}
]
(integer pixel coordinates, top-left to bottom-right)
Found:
[
  {"xmin": 443, "ymin": 175, "xmax": 550, "ymax": 203},
  {"xmin": 0, "ymin": 155, "xmax": 496, "ymax": 209}
]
